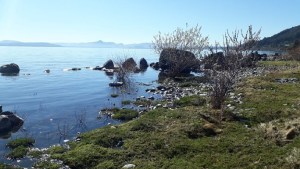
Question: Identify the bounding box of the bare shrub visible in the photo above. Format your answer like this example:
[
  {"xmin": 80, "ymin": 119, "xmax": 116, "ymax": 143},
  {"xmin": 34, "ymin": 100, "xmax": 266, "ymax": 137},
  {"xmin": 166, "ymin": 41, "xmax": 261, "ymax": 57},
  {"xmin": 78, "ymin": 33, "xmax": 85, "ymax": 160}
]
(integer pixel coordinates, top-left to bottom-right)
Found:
[
  {"xmin": 153, "ymin": 24, "xmax": 209, "ymax": 58},
  {"xmin": 74, "ymin": 110, "xmax": 87, "ymax": 130},
  {"xmin": 112, "ymin": 56, "xmax": 137, "ymax": 94},
  {"xmin": 113, "ymin": 56, "xmax": 132, "ymax": 83},
  {"xmin": 208, "ymin": 26, "xmax": 261, "ymax": 111},
  {"xmin": 57, "ymin": 122, "xmax": 70, "ymax": 141},
  {"xmin": 209, "ymin": 71, "xmax": 234, "ymax": 109}
]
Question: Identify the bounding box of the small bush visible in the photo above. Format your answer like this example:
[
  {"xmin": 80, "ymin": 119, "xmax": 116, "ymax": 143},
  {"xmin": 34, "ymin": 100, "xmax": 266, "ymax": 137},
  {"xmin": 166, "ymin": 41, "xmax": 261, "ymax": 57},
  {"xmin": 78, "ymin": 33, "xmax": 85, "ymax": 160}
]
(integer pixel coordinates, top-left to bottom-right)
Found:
[
  {"xmin": 48, "ymin": 145, "xmax": 67, "ymax": 155},
  {"xmin": 6, "ymin": 146, "xmax": 28, "ymax": 159},
  {"xmin": 7, "ymin": 138, "xmax": 35, "ymax": 149},
  {"xmin": 28, "ymin": 149, "xmax": 44, "ymax": 159},
  {"xmin": 112, "ymin": 109, "xmax": 138, "ymax": 121}
]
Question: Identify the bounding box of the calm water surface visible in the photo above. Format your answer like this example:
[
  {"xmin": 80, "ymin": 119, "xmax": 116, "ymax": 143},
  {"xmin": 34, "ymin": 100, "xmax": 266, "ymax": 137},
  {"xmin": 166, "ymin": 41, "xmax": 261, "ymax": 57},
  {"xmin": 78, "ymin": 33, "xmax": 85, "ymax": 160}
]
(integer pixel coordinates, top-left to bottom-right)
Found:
[{"xmin": 0, "ymin": 46, "xmax": 159, "ymax": 166}]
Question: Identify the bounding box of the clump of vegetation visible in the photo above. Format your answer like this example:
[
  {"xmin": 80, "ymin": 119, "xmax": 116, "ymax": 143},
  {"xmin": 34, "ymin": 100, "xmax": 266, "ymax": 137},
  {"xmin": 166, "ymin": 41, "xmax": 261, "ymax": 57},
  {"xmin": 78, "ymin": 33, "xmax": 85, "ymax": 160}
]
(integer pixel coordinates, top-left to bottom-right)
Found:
[
  {"xmin": 7, "ymin": 138, "xmax": 35, "ymax": 149},
  {"xmin": 0, "ymin": 163, "xmax": 20, "ymax": 169},
  {"xmin": 133, "ymin": 99, "xmax": 153, "ymax": 107},
  {"xmin": 33, "ymin": 161, "xmax": 64, "ymax": 169},
  {"xmin": 174, "ymin": 95, "xmax": 206, "ymax": 107},
  {"xmin": 6, "ymin": 146, "xmax": 28, "ymax": 159},
  {"xmin": 48, "ymin": 145, "xmax": 67, "ymax": 155},
  {"xmin": 112, "ymin": 109, "xmax": 138, "ymax": 121},
  {"xmin": 121, "ymin": 100, "xmax": 131, "ymax": 105},
  {"xmin": 6, "ymin": 137, "xmax": 35, "ymax": 159},
  {"xmin": 28, "ymin": 149, "xmax": 44, "ymax": 159}
]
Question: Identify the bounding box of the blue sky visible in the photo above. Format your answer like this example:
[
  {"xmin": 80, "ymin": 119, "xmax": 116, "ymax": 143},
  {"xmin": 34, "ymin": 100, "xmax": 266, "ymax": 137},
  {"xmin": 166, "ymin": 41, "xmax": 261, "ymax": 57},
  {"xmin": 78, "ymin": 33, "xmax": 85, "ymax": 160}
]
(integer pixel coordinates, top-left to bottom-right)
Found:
[{"xmin": 0, "ymin": 0, "xmax": 299, "ymax": 44}]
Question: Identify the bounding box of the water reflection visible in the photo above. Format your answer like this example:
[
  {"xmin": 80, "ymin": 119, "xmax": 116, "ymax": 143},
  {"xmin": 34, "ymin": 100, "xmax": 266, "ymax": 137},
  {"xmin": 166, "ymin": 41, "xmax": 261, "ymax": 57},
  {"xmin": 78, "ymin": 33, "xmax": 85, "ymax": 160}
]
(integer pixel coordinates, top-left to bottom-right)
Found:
[{"xmin": 0, "ymin": 73, "xmax": 19, "ymax": 76}]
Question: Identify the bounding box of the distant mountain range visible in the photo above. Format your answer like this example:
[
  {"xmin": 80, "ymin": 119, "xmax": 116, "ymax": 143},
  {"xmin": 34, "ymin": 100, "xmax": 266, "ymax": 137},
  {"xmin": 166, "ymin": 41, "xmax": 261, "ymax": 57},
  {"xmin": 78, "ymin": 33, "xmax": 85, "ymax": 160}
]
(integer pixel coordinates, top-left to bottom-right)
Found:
[
  {"xmin": 0, "ymin": 40, "xmax": 152, "ymax": 49},
  {"xmin": 257, "ymin": 25, "xmax": 300, "ymax": 50},
  {"xmin": 0, "ymin": 40, "xmax": 61, "ymax": 47}
]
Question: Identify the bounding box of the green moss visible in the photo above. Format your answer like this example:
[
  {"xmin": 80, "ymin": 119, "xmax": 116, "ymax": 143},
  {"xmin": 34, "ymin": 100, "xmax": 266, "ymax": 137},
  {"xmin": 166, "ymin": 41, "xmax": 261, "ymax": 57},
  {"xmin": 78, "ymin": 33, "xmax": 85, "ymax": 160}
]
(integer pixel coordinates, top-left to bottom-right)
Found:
[
  {"xmin": 112, "ymin": 109, "xmax": 138, "ymax": 121},
  {"xmin": 95, "ymin": 160, "xmax": 115, "ymax": 169},
  {"xmin": 0, "ymin": 163, "xmax": 21, "ymax": 169},
  {"xmin": 133, "ymin": 99, "xmax": 152, "ymax": 106},
  {"xmin": 6, "ymin": 146, "xmax": 28, "ymax": 159},
  {"xmin": 236, "ymin": 68, "xmax": 300, "ymax": 124},
  {"xmin": 59, "ymin": 144, "xmax": 124, "ymax": 169},
  {"xmin": 7, "ymin": 138, "xmax": 35, "ymax": 149},
  {"xmin": 28, "ymin": 149, "xmax": 44, "ymax": 159},
  {"xmin": 121, "ymin": 100, "xmax": 131, "ymax": 105},
  {"xmin": 48, "ymin": 145, "xmax": 67, "ymax": 155},
  {"xmin": 258, "ymin": 61, "xmax": 300, "ymax": 67},
  {"xmin": 33, "ymin": 161, "xmax": 63, "ymax": 169}
]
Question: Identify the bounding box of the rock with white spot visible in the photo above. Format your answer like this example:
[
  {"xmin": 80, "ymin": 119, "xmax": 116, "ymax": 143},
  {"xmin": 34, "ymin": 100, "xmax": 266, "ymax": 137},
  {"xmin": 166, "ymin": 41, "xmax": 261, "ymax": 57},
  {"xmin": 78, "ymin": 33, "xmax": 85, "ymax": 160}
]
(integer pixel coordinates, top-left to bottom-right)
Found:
[{"xmin": 122, "ymin": 164, "xmax": 136, "ymax": 168}]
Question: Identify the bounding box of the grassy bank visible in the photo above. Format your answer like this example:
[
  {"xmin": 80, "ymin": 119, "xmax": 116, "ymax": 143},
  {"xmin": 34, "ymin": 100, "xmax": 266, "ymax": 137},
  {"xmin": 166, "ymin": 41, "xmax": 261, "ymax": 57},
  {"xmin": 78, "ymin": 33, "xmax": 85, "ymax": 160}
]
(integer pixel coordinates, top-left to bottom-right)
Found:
[{"xmin": 23, "ymin": 61, "xmax": 300, "ymax": 168}]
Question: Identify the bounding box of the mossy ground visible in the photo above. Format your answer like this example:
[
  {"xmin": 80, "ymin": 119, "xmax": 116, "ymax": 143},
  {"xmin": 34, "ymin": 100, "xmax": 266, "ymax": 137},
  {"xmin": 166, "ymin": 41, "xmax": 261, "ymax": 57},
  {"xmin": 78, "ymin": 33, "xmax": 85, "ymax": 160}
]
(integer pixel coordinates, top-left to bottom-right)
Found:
[
  {"xmin": 6, "ymin": 138, "xmax": 35, "ymax": 159},
  {"xmin": 31, "ymin": 61, "xmax": 300, "ymax": 168}
]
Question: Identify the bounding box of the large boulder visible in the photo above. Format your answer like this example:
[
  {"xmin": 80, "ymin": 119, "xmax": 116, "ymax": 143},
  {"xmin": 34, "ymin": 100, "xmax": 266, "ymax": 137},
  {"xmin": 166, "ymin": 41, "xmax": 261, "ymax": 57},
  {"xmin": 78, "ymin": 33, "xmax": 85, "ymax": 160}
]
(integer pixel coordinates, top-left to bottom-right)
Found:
[
  {"xmin": 0, "ymin": 111, "xmax": 23, "ymax": 134},
  {"xmin": 139, "ymin": 58, "xmax": 148, "ymax": 70},
  {"xmin": 103, "ymin": 60, "xmax": 114, "ymax": 69},
  {"xmin": 0, "ymin": 63, "xmax": 20, "ymax": 74},
  {"xmin": 159, "ymin": 48, "xmax": 199, "ymax": 75},
  {"xmin": 122, "ymin": 58, "xmax": 137, "ymax": 70}
]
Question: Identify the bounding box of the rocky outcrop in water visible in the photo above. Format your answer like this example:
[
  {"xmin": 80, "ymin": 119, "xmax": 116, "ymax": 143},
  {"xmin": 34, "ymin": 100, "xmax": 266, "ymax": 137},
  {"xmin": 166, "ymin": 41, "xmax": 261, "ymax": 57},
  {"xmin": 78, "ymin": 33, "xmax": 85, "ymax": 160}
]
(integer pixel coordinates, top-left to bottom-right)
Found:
[
  {"xmin": 139, "ymin": 58, "xmax": 148, "ymax": 70},
  {"xmin": 122, "ymin": 58, "xmax": 137, "ymax": 70},
  {"xmin": 0, "ymin": 110, "xmax": 24, "ymax": 137},
  {"xmin": 103, "ymin": 59, "xmax": 115, "ymax": 69},
  {"xmin": 0, "ymin": 63, "xmax": 20, "ymax": 74}
]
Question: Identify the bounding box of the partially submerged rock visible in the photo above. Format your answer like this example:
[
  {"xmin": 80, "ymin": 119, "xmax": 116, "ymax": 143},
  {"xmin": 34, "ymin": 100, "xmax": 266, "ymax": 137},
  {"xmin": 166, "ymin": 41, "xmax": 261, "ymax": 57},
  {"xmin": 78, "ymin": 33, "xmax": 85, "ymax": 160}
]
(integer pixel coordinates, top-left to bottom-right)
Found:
[
  {"xmin": 109, "ymin": 82, "xmax": 123, "ymax": 87},
  {"xmin": 0, "ymin": 111, "xmax": 24, "ymax": 137},
  {"xmin": 139, "ymin": 58, "xmax": 148, "ymax": 70},
  {"xmin": 122, "ymin": 58, "xmax": 137, "ymax": 70},
  {"xmin": 103, "ymin": 59, "xmax": 114, "ymax": 69},
  {"xmin": 0, "ymin": 63, "xmax": 20, "ymax": 74}
]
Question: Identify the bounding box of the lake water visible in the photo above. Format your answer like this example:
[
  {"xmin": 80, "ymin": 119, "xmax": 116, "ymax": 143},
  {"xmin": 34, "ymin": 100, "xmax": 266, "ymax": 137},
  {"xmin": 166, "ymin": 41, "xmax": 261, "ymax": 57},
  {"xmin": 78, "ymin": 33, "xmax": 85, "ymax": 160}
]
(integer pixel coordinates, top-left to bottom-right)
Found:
[{"xmin": 0, "ymin": 46, "xmax": 159, "ymax": 167}]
